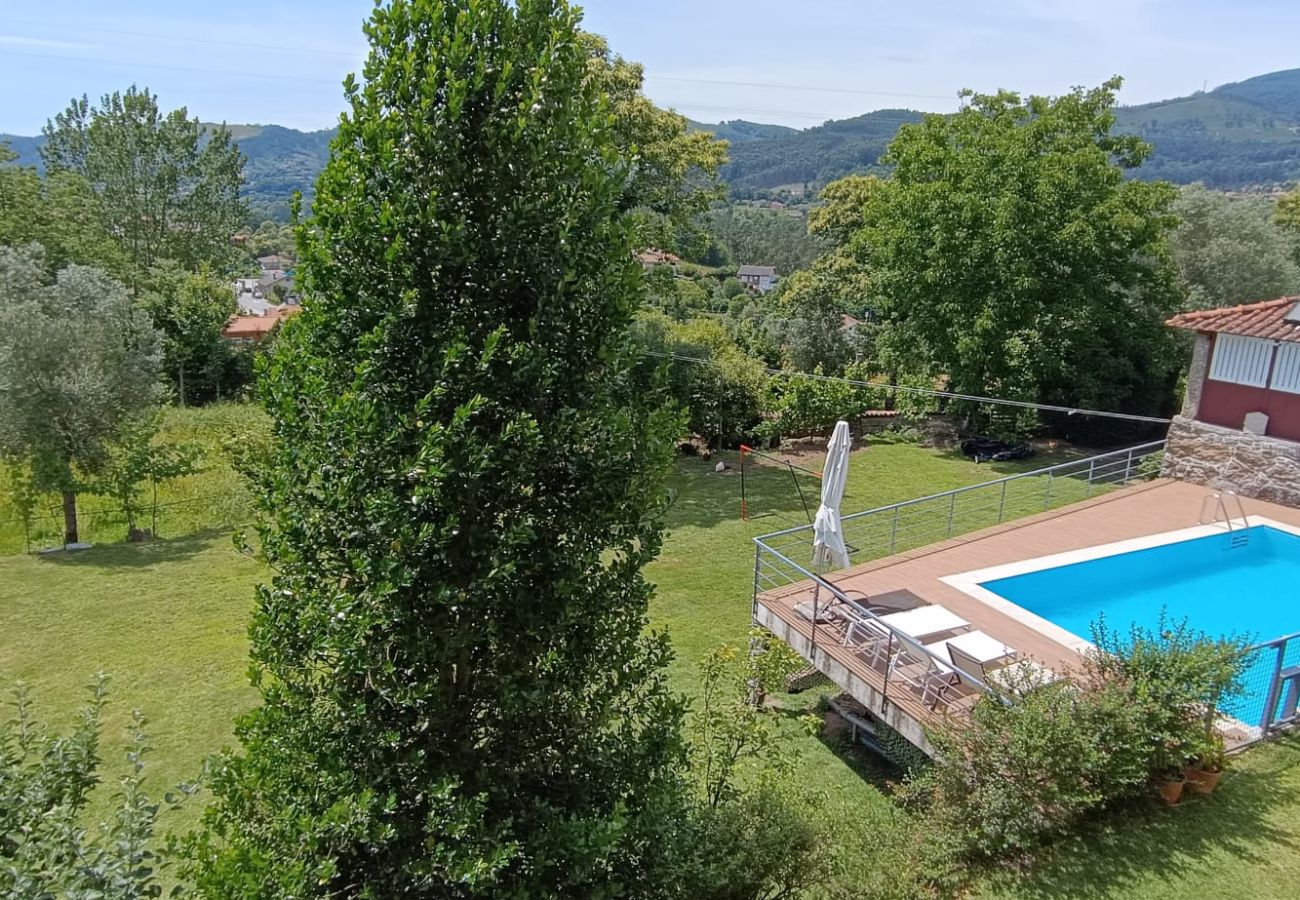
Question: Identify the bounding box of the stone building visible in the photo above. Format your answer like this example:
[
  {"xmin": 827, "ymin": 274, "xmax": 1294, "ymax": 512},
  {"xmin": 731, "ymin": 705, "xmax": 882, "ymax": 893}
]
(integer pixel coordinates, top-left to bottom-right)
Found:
[{"xmin": 1164, "ymin": 296, "xmax": 1300, "ymax": 506}]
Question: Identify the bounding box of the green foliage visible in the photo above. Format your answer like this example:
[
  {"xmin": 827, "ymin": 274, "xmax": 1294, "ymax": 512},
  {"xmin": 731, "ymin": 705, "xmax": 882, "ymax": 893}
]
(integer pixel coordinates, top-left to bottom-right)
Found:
[
  {"xmin": 138, "ymin": 261, "xmax": 240, "ymax": 405},
  {"xmin": 692, "ymin": 635, "xmax": 810, "ymax": 810},
  {"xmin": 1170, "ymin": 184, "xmax": 1300, "ymax": 308},
  {"xmin": 2, "ymin": 461, "xmax": 40, "ymax": 553},
  {"xmin": 704, "ymin": 205, "xmax": 825, "ymax": 275},
  {"xmin": 0, "ymin": 160, "xmax": 129, "ymax": 278},
  {"xmin": 633, "ymin": 311, "xmax": 768, "ymax": 446},
  {"xmin": 85, "ymin": 413, "xmax": 203, "ymax": 540},
  {"xmin": 192, "ymin": 2, "xmax": 693, "ymax": 896},
  {"xmin": 583, "ymin": 34, "xmax": 728, "ymax": 256},
  {"xmin": 841, "ymin": 79, "xmax": 1185, "ymax": 427},
  {"xmin": 0, "ymin": 678, "xmax": 185, "ymax": 898},
  {"xmin": 760, "ymin": 364, "xmax": 881, "ymax": 440},
  {"xmin": 0, "ymin": 245, "xmax": 164, "ymax": 543},
  {"xmin": 915, "ymin": 615, "xmax": 1251, "ymax": 874},
  {"xmin": 42, "ymin": 86, "xmax": 247, "ymax": 281},
  {"xmin": 1089, "ymin": 613, "xmax": 1250, "ymax": 775}
]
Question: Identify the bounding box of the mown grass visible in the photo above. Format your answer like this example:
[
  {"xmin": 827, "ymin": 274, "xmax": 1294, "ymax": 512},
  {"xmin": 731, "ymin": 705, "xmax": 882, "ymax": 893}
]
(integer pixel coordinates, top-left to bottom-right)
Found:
[{"xmin": 6, "ymin": 404, "xmax": 1296, "ymax": 898}]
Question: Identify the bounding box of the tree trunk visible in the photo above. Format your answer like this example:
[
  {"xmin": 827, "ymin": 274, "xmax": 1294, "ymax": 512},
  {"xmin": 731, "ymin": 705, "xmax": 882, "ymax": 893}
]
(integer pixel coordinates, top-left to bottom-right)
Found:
[
  {"xmin": 178, "ymin": 362, "xmax": 187, "ymax": 407},
  {"xmin": 62, "ymin": 491, "xmax": 79, "ymax": 546}
]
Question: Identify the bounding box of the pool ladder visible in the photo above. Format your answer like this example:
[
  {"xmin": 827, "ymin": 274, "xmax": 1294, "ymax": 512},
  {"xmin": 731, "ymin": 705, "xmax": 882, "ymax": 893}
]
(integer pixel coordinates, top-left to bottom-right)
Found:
[{"xmin": 1199, "ymin": 490, "xmax": 1250, "ymax": 546}]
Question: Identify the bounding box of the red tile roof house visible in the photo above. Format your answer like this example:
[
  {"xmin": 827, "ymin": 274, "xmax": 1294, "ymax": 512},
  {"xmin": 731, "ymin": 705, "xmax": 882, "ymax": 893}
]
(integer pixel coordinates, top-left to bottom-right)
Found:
[
  {"xmin": 222, "ymin": 306, "xmax": 300, "ymax": 344},
  {"xmin": 1163, "ymin": 297, "xmax": 1300, "ymax": 507}
]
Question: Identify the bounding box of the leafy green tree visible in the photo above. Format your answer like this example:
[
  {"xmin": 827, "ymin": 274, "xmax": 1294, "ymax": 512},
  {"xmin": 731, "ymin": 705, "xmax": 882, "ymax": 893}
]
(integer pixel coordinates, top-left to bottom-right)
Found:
[
  {"xmin": 0, "ymin": 245, "xmax": 163, "ymax": 545},
  {"xmin": 139, "ymin": 261, "xmax": 238, "ymax": 405},
  {"xmin": 633, "ymin": 311, "xmax": 768, "ymax": 447},
  {"xmin": 86, "ymin": 413, "xmax": 202, "ymax": 540},
  {"xmin": 1277, "ymin": 185, "xmax": 1300, "ymax": 249},
  {"xmin": 583, "ymin": 34, "xmax": 727, "ymax": 256},
  {"xmin": 191, "ymin": 2, "xmax": 691, "ymax": 895},
  {"xmin": 42, "ymin": 87, "xmax": 247, "ymax": 281},
  {"xmin": 0, "ymin": 145, "xmax": 127, "ymax": 276},
  {"xmin": 840, "ymin": 79, "xmax": 1185, "ymax": 425},
  {"xmin": 1171, "ymin": 184, "xmax": 1300, "ymax": 309}
]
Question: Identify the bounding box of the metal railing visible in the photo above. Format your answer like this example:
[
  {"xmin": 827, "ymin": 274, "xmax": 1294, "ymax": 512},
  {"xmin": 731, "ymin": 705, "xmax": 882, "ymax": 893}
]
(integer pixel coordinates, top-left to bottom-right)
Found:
[
  {"xmin": 755, "ymin": 440, "xmax": 1167, "ymax": 572},
  {"xmin": 1239, "ymin": 631, "xmax": 1300, "ymax": 743},
  {"xmin": 753, "ymin": 539, "xmax": 990, "ymax": 720},
  {"xmin": 751, "ymin": 440, "xmax": 1168, "ymax": 725}
]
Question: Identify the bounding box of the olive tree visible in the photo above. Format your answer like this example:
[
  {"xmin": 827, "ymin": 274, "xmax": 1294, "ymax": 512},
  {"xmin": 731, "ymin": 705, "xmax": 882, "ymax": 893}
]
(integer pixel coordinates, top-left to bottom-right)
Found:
[
  {"xmin": 0, "ymin": 245, "xmax": 163, "ymax": 545},
  {"xmin": 191, "ymin": 2, "xmax": 692, "ymax": 896}
]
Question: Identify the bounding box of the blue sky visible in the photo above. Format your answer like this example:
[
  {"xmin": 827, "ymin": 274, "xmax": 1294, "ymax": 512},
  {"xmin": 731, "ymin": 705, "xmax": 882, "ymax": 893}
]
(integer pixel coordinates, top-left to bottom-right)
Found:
[{"xmin": 2, "ymin": 1, "xmax": 1298, "ymax": 134}]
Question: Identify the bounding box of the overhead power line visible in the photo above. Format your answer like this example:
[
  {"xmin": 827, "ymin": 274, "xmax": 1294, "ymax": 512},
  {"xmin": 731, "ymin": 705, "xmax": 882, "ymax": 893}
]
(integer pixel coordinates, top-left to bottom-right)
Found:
[{"xmin": 643, "ymin": 350, "xmax": 1172, "ymax": 425}]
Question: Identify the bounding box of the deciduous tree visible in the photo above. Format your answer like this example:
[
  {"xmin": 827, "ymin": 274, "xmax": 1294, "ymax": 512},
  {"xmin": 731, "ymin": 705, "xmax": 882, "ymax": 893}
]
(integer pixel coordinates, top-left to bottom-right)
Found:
[
  {"xmin": 0, "ymin": 245, "xmax": 163, "ymax": 545},
  {"xmin": 1171, "ymin": 184, "xmax": 1300, "ymax": 309},
  {"xmin": 0, "ymin": 145, "xmax": 127, "ymax": 276},
  {"xmin": 191, "ymin": 2, "xmax": 692, "ymax": 895},
  {"xmin": 838, "ymin": 79, "xmax": 1185, "ymax": 425},
  {"xmin": 138, "ymin": 261, "xmax": 237, "ymax": 405},
  {"xmin": 42, "ymin": 87, "xmax": 246, "ymax": 282}
]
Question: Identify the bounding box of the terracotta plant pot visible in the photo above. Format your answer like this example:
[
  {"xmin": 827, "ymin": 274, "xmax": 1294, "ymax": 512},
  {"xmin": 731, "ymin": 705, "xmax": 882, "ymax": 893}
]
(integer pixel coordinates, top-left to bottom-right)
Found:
[
  {"xmin": 1158, "ymin": 776, "xmax": 1186, "ymax": 806},
  {"xmin": 1185, "ymin": 767, "xmax": 1223, "ymax": 795}
]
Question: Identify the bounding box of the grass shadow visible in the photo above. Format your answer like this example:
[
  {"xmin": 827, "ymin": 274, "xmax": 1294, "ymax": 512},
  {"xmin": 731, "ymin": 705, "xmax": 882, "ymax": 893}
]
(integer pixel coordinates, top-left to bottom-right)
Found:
[
  {"xmin": 985, "ymin": 735, "xmax": 1300, "ymax": 898},
  {"xmin": 35, "ymin": 527, "xmax": 234, "ymax": 571},
  {"xmin": 664, "ymin": 452, "xmax": 819, "ymax": 533}
]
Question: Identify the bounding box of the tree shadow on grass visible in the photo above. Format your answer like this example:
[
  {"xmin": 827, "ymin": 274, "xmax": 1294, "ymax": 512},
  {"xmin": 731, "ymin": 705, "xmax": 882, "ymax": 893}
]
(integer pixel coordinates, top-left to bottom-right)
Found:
[
  {"xmin": 36, "ymin": 528, "xmax": 232, "ymax": 571},
  {"xmin": 984, "ymin": 736, "xmax": 1300, "ymax": 899},
  {"xmin": 664, "ymin": 453, "xmax": 819, "ymax": 533}
]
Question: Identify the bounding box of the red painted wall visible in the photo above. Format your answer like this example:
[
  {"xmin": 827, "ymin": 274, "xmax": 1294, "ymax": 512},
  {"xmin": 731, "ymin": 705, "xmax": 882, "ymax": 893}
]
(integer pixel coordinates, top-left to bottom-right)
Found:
[{"xmin": 1198, "ymin": 379, "xmax": 1300, "ymax": 442}]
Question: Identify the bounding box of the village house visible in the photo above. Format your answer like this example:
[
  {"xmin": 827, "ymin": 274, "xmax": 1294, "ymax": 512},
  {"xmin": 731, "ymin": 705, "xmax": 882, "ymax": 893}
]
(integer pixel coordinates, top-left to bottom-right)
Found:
[
  {"xmin": 636, "ymin": 248, "xmax": 681, "ymax": 270},
  {"xmin": 737, "ymin": 264, "xmax": 777, "ymax": 293},
  {"xmin": 1162, "ymin": 296, "xmax": 1300, "ymax": 506},
  {"xmin": 222, "ymin": 305, "xmax": 300, "ymax": 344}
]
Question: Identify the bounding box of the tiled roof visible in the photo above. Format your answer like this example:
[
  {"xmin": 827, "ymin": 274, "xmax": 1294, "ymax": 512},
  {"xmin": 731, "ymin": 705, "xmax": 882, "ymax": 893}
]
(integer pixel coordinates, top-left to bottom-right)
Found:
[
  {"xmin": 738, "ymin": 265, "xmax": 776, "ymax": 277},
  {"xmin": 1166, "ymin": 296, "xmax": 1300, "ymax": 343},
  {"xmin": 223, "ymin": 307, "xmax": 300, "ymax": 339}
]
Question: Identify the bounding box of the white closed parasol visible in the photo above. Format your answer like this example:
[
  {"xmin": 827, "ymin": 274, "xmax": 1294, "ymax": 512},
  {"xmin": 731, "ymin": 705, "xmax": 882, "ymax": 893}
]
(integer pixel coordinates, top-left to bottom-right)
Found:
[{"xmin": 812, "ymin": 420, "xmax": 852, "ymax": 572}]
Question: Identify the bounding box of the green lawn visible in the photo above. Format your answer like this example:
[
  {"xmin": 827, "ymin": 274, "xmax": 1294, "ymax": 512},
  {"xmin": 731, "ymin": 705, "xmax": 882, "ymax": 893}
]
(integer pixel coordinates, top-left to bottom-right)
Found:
[{"xmin": 3, "ymin": 406, "xmax": 1298, "ymax": 897}]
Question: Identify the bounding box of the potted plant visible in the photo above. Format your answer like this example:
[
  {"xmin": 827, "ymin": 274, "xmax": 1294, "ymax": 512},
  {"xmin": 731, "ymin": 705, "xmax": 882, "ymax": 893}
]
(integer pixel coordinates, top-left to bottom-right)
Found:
[
  {"xmin": 1185, "ymin": 732, "xmax": 1226, "ymax": 795},
  {"xmin": 1157, "ymin": 769, "xmax": 1186, "ymax": 806}
]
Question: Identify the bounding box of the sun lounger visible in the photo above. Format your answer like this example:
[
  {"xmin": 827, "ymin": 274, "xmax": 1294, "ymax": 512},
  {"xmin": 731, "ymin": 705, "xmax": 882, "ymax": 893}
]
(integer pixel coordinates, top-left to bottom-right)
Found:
[{"xmin": 878, "ymin": 605, "xmax": 968, "ymax": 641}]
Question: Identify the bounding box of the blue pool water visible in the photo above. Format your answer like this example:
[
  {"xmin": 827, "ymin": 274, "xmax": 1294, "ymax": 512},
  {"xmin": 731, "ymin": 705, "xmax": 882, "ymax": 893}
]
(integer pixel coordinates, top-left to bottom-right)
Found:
[{"xmin": 980, "ymin": 525, "xmax": 1300, "ymax": 728}]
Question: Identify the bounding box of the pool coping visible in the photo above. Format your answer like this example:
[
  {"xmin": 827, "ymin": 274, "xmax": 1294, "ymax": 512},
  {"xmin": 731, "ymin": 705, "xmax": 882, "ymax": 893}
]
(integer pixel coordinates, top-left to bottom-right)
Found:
[{"xmin": 939, "ymin": 515, "xmax": 1300, "ymax": 654}]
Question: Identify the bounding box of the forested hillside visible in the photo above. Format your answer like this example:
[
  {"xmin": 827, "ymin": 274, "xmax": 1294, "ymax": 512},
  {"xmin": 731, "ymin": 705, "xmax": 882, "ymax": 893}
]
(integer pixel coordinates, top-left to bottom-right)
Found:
[{"xmin": 5, "ymin": 68, "xmax": 1299, "ymax": 218}]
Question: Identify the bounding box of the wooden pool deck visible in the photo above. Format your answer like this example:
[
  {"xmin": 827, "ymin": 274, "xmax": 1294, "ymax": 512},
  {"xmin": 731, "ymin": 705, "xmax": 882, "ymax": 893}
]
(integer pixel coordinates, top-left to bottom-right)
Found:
[{"xmin": 754, "ymin": 479, "xmax": 1300, "ymax": 751}]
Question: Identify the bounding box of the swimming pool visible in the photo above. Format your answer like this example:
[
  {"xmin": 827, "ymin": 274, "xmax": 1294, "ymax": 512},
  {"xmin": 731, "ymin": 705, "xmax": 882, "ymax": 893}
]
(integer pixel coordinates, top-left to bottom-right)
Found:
[{"xmin": 946, "ymin": 521, "xmax": 1300, "ymax": 728}]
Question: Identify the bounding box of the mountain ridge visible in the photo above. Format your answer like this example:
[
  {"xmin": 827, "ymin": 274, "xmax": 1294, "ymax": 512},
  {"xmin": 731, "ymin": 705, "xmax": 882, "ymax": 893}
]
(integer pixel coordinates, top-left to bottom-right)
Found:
[{"xmin": 5, "ymin": 68, "xmax": 1299, "ymax": 218}]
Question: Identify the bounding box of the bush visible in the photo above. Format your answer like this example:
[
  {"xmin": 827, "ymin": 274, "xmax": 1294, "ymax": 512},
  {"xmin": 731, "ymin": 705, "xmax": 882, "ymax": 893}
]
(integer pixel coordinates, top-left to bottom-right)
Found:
[
  {"xmin": 913, "ymin": 616, "xmax": 1250, "ymax": 873},
  {"xmin": 0, "ymin": 677, "xmax": 187, "ymax": 897},
  {"xmin": 759, "ymin": 363, "xmax": 883, "ymax": 440}
]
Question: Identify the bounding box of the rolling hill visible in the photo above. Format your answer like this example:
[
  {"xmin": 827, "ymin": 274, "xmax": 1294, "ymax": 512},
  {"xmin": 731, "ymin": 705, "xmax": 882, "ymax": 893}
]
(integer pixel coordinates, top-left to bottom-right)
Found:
[{"xmin": 4, "ymin": 68, "xmax": 1300, "ymax": 219}]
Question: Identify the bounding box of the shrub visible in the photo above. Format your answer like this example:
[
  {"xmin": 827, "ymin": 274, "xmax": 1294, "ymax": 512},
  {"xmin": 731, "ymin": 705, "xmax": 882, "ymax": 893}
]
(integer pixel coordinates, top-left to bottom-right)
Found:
[
  {"xmin": 0, "ymin": 677, "xmax": 188, "ymax": 897},
  {"xmin": 914, "ymin": 616, "xmax": 1250, "ymax": 872},
  {"xmin": 1088, "ymin": 613, "xmax": 1250, "ymax": 776}
]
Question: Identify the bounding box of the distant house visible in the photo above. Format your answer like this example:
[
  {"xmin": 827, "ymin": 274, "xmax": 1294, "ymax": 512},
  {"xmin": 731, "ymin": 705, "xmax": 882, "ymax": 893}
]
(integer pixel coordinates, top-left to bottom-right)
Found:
[
  {"xmin": 223, "ymin": 306, "xmax": 300, "ymax": 344},
  {"xmin": 637, "ymin": 248, "xmax": 681, "ymax": 269},
  {"xmin": 1163, "ymin": 296, "xmax": 1300, "ymax": 506},
  {"xmin": 257, "ymin": 254, "xmax": 294, "ymax": 271},
  {"xmin": 737, "ymin": 264, "xmax": 778, "ymax": 294}
]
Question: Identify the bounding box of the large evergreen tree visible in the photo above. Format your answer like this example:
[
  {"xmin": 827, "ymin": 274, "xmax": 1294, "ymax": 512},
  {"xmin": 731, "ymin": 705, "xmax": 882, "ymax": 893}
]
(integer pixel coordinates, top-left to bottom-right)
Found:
[{"xmin": 192, "ymin": 1, "xmax": 688, "ymax": 896}]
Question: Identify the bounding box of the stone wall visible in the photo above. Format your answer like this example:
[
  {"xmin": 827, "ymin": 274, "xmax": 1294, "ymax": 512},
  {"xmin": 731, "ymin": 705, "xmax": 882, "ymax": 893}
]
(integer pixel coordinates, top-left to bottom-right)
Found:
[
  {"xmin": 1182, "ymin": 333, "xmax": 1211, "ymax": 418},
  {"xmin": 1162, "ymin": 415, "xmax": 1300, "ymax": 507}
]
